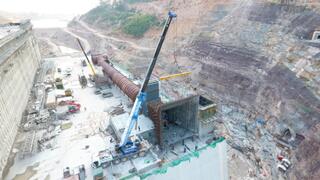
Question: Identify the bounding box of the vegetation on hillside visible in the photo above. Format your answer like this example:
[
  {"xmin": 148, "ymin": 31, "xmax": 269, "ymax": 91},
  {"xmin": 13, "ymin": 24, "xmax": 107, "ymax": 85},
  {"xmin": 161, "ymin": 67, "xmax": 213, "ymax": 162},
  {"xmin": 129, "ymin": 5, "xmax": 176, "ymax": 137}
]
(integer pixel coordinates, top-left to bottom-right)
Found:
[
  {"xmin": 81, "ymin": 2, "xmax": 158, "ymax": 37},
  {"xmin": 81, "ymin": 4, "xmax": 133, "ymax": 26},
  {"xmin": 122, "ymin": 14, "xmax": 157, "ymax": 37}
]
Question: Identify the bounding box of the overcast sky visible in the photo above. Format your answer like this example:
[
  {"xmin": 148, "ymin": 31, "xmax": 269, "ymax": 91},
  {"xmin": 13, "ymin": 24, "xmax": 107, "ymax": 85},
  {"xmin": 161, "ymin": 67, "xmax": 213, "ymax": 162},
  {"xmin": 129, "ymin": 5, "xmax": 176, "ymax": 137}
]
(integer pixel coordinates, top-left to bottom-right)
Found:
[{"xmin": 0, "ymin": 0, "xmax": 100, "ymax": 15}]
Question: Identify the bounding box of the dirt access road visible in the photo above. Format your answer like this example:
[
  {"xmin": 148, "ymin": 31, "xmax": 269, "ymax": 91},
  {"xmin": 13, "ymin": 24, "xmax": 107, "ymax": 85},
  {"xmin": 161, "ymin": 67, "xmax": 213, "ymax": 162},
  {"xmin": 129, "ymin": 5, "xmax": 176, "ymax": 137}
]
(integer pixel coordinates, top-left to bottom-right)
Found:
[{"xmin": 74, "ymin": 19, "xmax": 153, "ymax": 52}]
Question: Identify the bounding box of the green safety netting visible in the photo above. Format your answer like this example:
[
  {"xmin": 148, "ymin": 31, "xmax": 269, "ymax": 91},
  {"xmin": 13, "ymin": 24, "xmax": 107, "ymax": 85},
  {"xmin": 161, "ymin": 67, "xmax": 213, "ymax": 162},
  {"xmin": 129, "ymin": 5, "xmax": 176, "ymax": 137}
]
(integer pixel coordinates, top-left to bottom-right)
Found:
[{"xmin": 120, "ymin": 137, "xmax": 225, "ymax": 180}]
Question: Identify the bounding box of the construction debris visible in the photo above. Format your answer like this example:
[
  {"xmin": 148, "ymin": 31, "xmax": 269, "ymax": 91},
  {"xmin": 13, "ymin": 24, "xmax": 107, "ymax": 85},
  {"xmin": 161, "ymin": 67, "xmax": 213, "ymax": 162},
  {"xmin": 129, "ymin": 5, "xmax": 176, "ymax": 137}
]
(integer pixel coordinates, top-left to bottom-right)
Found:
[
  {"xmin": 107, "ymin": 105, "xmax": 125, "ymax": 116},
  {"xmin": 60, "ymin": 122, "xmax": 73, "ymax": 130}
]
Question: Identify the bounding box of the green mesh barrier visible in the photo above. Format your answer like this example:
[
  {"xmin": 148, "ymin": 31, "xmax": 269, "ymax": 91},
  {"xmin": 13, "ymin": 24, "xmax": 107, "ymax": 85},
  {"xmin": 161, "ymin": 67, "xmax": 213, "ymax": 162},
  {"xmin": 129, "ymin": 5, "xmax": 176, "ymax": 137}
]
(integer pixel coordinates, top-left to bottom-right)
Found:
[{"xmin": 120, "ymin": 137, "xmax": 225, "ymax": 180}]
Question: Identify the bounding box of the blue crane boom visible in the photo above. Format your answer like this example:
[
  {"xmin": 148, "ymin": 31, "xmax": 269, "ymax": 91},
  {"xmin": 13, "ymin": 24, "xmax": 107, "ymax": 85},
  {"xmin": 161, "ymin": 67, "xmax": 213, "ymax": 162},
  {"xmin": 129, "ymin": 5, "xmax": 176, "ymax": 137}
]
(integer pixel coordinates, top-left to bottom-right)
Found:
[{"xmin": 118, "ymin": 11, "xmax": 177, "ymax": 153}]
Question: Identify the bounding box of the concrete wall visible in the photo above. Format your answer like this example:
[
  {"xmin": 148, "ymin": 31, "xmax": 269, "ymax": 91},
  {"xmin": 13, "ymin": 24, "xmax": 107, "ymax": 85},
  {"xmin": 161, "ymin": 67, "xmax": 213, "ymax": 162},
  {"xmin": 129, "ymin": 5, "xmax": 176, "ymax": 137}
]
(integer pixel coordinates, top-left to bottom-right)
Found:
[
  {"xmin": 149, "ymin": 140, "xmax": 228, "ymax": 180},
  {"xmin": 198, "ymin": 96, "xmax": 217, "ymax": 137},
  {"xmin": 0, "ymin": 20, "xmax": 41, "ymax": 177},
  {"xmin": 162, "ymin": 95, "xmax": 199, "ymax": 133},
  {"xmin": 199, "ymin": 121, "xmax": 214, "ymax": 138}
]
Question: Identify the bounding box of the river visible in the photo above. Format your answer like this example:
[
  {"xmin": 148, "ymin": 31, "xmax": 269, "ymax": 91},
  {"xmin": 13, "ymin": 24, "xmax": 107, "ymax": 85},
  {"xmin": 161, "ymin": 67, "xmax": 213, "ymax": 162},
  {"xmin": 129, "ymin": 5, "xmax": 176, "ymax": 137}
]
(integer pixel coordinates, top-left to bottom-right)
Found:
[{"xmin": 1, "ymin": 0, "xmax": 101, "ymax": 28}]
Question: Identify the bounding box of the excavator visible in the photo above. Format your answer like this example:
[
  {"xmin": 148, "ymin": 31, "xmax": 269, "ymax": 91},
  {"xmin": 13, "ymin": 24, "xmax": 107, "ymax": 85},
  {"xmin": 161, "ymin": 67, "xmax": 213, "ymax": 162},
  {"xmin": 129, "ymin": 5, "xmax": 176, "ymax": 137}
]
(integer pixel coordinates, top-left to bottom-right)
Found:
[{"xmin": 95, "ymin": 11, "xmax": 177, "ymax": 167}]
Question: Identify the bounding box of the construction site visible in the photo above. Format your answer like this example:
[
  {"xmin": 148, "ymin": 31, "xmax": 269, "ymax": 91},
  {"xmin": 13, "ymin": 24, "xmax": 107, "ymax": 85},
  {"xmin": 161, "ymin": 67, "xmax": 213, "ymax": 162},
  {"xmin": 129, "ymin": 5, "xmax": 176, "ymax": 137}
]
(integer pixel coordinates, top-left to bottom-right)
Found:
[
  {"xmin": 0, "ymin": 15, "xmax": 227, "ymax": 180},
  {"xmin": 0, "ymin": 0, "xmax": 320, "ymax": 180}
]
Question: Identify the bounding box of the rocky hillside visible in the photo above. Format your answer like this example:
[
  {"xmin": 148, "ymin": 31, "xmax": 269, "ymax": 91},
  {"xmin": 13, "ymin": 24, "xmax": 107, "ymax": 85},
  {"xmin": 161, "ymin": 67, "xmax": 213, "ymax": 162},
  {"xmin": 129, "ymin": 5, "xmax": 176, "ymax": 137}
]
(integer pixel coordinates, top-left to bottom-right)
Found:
[{"xmin": 65, "ymin": 0, "xmax": 320, "ymax": 179}]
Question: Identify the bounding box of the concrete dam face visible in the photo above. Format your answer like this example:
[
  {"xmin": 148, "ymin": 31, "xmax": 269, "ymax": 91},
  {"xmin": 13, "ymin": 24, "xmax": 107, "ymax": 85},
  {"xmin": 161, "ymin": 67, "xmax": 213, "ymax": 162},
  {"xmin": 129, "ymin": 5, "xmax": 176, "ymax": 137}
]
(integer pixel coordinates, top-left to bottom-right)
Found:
[{"xmin": 0, "ymin": 20, "xmax": 41, "ymax": 177}]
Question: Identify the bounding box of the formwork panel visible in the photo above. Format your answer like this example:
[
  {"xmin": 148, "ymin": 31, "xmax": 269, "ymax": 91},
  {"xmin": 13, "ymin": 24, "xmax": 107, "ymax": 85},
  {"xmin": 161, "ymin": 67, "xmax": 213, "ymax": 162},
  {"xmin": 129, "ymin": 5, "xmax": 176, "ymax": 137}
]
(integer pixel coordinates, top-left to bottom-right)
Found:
[
  {"xmin": 162, "ymin": 95, "xmax": 199, "ymax": 133},
  {"xmin": 148, "ymin": 96, "xmax": 199, "ymax": 147}
]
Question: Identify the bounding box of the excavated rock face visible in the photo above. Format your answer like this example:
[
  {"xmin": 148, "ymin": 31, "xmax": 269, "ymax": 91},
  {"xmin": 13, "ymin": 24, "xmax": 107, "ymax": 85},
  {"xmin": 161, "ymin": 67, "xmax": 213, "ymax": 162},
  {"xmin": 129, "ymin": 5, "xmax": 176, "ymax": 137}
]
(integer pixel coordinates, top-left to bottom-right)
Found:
[
  {"xmin": 294, "ymin": 135, "xmax": 320, "ymax": 179},
  {"xmin": 185, "ymin": 37, "xmax": 320, "ymax": 179},
  {"xmin": 181, "ymin": 1, "xmax": 320, "ymax": 179},
  {"xmin": 185, "ymin": 40, "xmax": 267, "ymax": 104}
]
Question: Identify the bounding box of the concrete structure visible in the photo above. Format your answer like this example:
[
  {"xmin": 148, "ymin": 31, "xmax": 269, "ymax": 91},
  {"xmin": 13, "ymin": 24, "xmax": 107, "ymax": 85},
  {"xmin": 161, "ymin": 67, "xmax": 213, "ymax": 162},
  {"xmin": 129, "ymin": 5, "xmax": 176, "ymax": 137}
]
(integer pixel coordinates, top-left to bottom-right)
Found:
[
  {"xmin": 110, "ymin": 113, "xmax": 155, "ymax": 142},
  {"xmin": 120, "ymin": 138, "xmax": 228, "ymax": 180},
  {"xmin": 161, "ymin": 95, "xmax": 199, "ymax": 145},
  {"xmin": 198, "ymin": 96, "xmax": 217, "ymax": 137},
  {"xmin": 312, "ymin": 30, "xmax": 320, "ymax": 40},
  {"xmin": 148, "ymin": 140, "xmax": 228, "ymax": 180},
  {"xmin": 0, "ymin": 20, "xmax": 41, "ymax": 177},
  {"xmin": 99, "ymin": 58, "xmax": 219, "ymax": 147},
  {"xmin": 148, "ymin": 95, "xmax": 199, "ymax": 147}
]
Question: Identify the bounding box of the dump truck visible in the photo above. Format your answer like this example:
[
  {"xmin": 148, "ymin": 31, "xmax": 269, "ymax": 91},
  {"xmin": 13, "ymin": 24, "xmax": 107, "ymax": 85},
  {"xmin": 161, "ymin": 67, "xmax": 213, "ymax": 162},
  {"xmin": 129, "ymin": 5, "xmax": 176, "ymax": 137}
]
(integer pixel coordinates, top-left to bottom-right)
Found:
[{"xmin": 65, "ymin": 89, "xmax": 73, "ymax": 96}]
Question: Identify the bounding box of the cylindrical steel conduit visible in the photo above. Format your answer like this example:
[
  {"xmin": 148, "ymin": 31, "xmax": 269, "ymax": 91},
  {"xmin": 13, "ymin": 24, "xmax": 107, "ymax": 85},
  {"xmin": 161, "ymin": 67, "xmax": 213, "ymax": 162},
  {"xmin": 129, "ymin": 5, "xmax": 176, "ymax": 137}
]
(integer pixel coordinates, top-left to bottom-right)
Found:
[{"xmin": 93, "ymin": 54, "xmax": 139, "ymax": 101}]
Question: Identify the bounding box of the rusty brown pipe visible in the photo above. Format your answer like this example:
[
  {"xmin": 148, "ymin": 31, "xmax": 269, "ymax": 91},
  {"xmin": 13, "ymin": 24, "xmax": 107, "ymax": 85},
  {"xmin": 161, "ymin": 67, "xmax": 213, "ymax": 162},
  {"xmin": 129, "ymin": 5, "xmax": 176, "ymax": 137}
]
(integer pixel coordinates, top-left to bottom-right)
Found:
[{"xmin": 93, "ymin": 54, "xmax": 139, "ymax": 101}]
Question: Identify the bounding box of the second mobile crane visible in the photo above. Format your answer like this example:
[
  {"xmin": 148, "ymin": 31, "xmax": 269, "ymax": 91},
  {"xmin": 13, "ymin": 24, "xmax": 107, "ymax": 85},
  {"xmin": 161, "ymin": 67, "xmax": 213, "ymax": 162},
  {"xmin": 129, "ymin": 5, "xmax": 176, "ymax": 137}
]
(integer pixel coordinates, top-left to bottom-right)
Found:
[{"xmin": 96, "ymin": 11, "xmax": 177, "ymax": 166}]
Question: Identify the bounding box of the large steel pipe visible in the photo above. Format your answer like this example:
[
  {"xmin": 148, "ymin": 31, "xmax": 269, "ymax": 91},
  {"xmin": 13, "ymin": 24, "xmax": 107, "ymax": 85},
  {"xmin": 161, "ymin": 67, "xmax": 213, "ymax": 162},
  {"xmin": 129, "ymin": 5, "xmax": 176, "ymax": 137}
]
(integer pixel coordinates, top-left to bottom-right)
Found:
[
  {"xmin": 93, "ymin": 55, "xmax": 139, "ymax": 101},
  {"xmin": 91, "ymin": 54, "xmax": 109, "ymax": 65}
]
